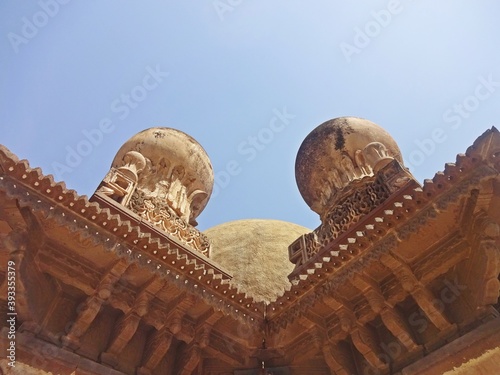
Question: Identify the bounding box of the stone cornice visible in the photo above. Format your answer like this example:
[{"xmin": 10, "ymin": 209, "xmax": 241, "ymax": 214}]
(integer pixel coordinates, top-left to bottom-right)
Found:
[
  {"xmin": 0, "ymin": 145, "xmax": 265, "ymax": 324},
  {"xmin": 266, "ymin": 127, "xmax": 500, "ymax": 331},
  {"xmin": 1, "ymin": 127, "xmax": 498, "ymax": 334}
]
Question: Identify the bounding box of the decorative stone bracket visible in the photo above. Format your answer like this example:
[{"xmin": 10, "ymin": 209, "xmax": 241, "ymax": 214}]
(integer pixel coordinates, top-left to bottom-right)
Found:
[{"xmin": 289, "ymin": 160, "xmax": 415, "ymax": 268}]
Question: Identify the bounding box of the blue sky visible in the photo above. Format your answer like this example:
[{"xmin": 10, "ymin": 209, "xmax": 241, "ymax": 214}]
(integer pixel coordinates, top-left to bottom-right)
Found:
[{"xmin": 1, "ymin": 1, "xmax": 500, "ymax": 231}]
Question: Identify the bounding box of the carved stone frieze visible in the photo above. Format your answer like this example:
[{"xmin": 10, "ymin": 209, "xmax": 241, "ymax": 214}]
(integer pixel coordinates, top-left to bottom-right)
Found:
[
  {"xmin": 289, "ymin": 160, "xmax": 410, "ymax": 268},
  {"xmin": 381, "ymin": 254, "xmax": 453, "ymax": 332},
  {"xmin": 91, "ymin": 128, "xmax": 214, "ymax": 256},
  {"xmin": 271, "ymin": 234, "xmax": 399, "ymax": 332},
  {"xmin": 0, "ymin": 165, "xmax": 258, "ymax": 323},
  {"xmin": 129, "ymin": 189, "xmax": 210, "ymax": 256},
  {"xmin": 2, "ymin": 125, "xmax": 500, "ymax": 375}
]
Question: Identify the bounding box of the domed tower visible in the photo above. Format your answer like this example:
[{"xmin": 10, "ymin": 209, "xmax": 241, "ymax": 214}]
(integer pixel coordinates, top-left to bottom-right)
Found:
[
  {"xmin": 289, "ymin": 117, "xmax": 417, "ymax": 271},
  {"xmin": 92, "ymin": 127, "xmax": 214, "ymax": 255}
]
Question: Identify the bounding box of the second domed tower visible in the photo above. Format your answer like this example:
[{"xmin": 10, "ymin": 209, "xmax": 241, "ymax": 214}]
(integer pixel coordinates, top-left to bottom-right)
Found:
[
  {"xmin": 295, "ymin": 117, "xmax": 405, "ymax": 219},
  {"xmin": 290, "ymin": 117, "xmax": 417, "ymax": 272}
]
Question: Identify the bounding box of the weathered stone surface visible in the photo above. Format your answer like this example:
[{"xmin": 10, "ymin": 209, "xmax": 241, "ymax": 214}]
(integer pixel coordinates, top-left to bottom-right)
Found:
[
  {"xmin": 205, "ymin": 219, "xmax": 310, "ymax": 303},
  {"xmin": 443, "ymin": 348, "xmax": 500, "ymax": 375},
  {"xmin": 295, "ymin": 117, "xmax": 404, "ymax": 216},
  {"xmin": 98, "ymin": 127, "xmax": 213, "ymax": 225},
  {"xmin": 92, "ymin": 127, "xmax": 214, "ymax": 254},
  {"xmin": 0, "ymin": 360, "xmax": 57, "ymax": 375},
  {"xmin": 1, "ymin": 125, "xmax": 499, "ymax": 375},
  {"xmin": 290, "ymin": 117, "xmax": 415, "ymax": 271}
]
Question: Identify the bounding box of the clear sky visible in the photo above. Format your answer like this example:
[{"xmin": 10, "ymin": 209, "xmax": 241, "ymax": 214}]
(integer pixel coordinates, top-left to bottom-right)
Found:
[{"xmin": 1, "ymin": 1, "xmax": 499, "ymax": 231}]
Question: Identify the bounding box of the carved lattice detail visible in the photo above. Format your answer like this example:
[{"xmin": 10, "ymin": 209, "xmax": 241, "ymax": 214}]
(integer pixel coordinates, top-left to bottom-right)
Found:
[
  {"xmin": 290, "ymin": 163, "xmax": 397, "ymax": 266},
  {"xmin": 317, "ymin": 178, "xmax": 390, "ymax": 246},
  {"xmin": 130, "ymin": 189, "xmax": 210, "ymax": 256}
]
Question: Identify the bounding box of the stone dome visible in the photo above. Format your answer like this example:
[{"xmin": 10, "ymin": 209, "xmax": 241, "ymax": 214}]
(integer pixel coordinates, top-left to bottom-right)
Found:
[
  {"xmin": 204, "ymin": 219, "xmax": 310, "ymax": 303},
  {"xmin": 112, "ymin": 127, "xmax": 213, "ymax": 223},
  {"xmin": 295, "ymin": 117, "xmax": 403, "ymax": 216}
]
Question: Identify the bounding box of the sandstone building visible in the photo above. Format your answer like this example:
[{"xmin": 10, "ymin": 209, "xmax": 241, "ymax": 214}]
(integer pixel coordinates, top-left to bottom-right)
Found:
[{"xmin": 0, "ymin": 118, "xmax": 499, "ymax": 374}]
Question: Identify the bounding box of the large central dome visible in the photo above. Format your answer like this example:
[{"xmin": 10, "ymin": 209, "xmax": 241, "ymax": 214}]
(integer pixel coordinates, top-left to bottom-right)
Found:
[
  {"xmin": 204, "ymin": 219, "xmax": 310, "ymax": 303},
  {"xmin": 295, "ymin": 117, "xmax": 403, "ymax": 216}
]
